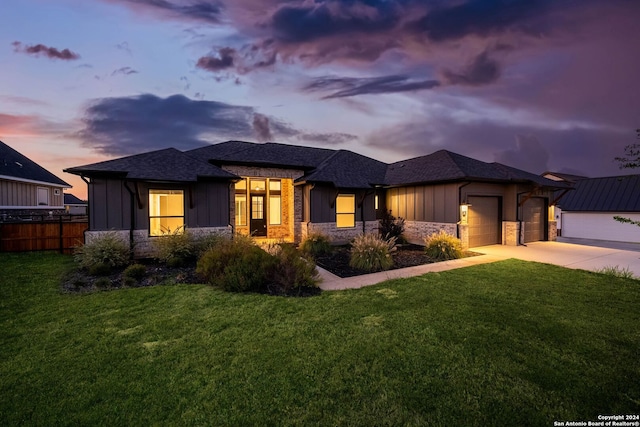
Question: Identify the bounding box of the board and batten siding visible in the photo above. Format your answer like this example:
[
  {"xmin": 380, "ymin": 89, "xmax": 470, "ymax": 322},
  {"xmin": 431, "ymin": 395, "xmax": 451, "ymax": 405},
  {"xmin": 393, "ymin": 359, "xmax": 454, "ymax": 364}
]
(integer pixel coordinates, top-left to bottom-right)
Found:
[
  {"xmin": 561, "ymin": 212, "xmax": 640, "ymax": 243},
  {"xmin": 88, "ymin": 178, "xmax": 230, "ymax": 231},
  {"xmin": 88, "ymin": 178, "xmax": 131, "ymax": 231},
  {"xmin": 308, "ymin": 184, "xmax": 376, "ymax": 223},
  {"xmin": 386, "ymin": 183, "xmax": 460, "ymax": 223},
  {"xmin": 1, "ymin": 179, "xmax": 64, "ymax": 208}
]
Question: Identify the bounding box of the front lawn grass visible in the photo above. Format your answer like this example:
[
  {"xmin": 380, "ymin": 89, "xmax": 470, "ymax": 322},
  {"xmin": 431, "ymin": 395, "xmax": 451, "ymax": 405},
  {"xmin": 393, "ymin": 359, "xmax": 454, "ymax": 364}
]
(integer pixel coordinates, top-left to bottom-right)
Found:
[{"xmin": 1, "ymin": 252, "xmax": 639, "ymax": 426}]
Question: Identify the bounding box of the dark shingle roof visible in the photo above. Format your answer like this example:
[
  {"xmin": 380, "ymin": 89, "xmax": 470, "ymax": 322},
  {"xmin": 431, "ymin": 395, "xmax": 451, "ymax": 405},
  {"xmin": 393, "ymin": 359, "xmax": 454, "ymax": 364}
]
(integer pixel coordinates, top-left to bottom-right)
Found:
[
  {"xmin": 385, "ymin": 150, "xmax": 568, "ymax": 188},
  {"xmin": 188, "ymin": 141, "xmax": 335, "ymax": 169},
  {"xmin": 299, "ymin": 150, "xmax": 388, "ymax": 188},
  {"xmin": 64, "ymin": 148, "xmax": 237, "ymax": 182},
  {"xmin": 557, "ymin": 175, "xmax": 640, "ymax": 212},
  {"xmin": 64, "ymin": 193, "xmax": 86, "ymax": 205},
  {"xmin": 0, "ymin": 140, "xmax": 70, "ymax": 187}
]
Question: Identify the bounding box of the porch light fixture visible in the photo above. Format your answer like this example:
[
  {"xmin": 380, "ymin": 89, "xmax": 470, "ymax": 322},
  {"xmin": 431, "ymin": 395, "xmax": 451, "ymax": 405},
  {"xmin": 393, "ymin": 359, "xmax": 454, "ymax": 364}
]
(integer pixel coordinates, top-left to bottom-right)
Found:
[{"xmin": 459, "ymin": 203, "xmax": 471, "ymax": 225}]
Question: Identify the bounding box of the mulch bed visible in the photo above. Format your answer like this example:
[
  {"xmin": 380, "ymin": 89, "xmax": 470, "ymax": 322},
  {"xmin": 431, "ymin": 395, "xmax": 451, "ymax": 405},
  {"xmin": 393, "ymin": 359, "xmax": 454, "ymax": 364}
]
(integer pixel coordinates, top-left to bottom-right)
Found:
[
  {"xmin": 315, "ymin": 244, "xmax": 435, "ymax": 278},
  {"xmin": 60, "ymin": 259, "xmax": 321, "ymax": 297}
]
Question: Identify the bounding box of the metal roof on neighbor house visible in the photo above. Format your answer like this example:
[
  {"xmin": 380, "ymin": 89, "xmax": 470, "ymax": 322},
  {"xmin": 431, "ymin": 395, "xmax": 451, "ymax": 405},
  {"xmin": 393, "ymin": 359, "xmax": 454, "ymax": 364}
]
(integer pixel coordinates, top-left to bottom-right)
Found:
[
  {"xmin": 64, "ymin": 148, "xmax": 237, "ymax": 182},
  {"xmin": 557, "ymin": 174, "xmax": 640, "ymax": 212},
  {"xmin": 188, "ymin": 141, "xmax": 336, "ymax": 170},
  {"xmin": 0, "ymin": 140, "xmax": 70, "ymax": 187}
]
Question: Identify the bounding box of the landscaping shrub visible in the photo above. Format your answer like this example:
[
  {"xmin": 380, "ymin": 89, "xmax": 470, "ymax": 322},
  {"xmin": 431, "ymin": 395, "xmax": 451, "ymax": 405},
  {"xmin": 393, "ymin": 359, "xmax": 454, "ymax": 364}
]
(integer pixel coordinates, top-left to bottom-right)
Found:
[
  {"xmin": 300, "ymin": 233, "xmax": 332, "ymax": 258},
  {"xmin": 123, "ymin": 264, "xmax": 147, "ymax": 281},
  {"xmin": 192, "ymin": 233, "xmax": 225, "ymax": 258},
  {"xmin": 94, "ymin": 277, "xmax": 112, "ymax": 289},
  {"xmin": 379, "ymin": 210, "xmax": 405, "ymax": 242},
  {"xmin": 74, "ymin": 232, "xmax": 130, "ymax": 270},
  {"xmin": 88, "ymin": 263, "xmax": 112, "ymax": 277},
  {"xmin": 424, "ymin": 230, "xmax": 463, "ymax": 261},
  {"xmin": 349, "ymin": 233, "xmax": 396, "ymax": 272},
  {"xmin": 152, "ymin": 226, "xmax": 195, "ymax": 267},
  {"xmin": 268, "ymin": 243, "xmax": 320, "ymax": 293},
  {"xmin": 196, "ymin": 238, "xmax": 275, "ymax": 292}
]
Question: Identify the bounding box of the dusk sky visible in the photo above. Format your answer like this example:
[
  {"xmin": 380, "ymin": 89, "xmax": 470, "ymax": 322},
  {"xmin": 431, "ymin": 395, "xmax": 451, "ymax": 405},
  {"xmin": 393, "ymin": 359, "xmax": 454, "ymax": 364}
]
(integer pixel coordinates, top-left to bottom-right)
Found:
[{"xmin": 1, "ymin": 0, "xmax": 639, "ymax": 199}]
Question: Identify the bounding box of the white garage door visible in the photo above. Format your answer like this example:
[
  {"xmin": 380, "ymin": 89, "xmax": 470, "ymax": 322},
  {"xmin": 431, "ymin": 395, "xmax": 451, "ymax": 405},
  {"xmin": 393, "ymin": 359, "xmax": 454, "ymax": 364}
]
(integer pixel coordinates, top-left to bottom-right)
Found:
[{"xmin": 562, "ymin": 212, "xmax": 640, "ymax": 243}]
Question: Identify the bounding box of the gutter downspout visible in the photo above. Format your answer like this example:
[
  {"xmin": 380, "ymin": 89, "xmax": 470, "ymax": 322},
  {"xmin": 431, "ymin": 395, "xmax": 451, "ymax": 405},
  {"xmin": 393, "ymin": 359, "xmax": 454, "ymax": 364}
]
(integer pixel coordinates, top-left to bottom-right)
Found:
[{"xmin": 123, "ymin": 181, "xmax": 136, "ymax": 258}]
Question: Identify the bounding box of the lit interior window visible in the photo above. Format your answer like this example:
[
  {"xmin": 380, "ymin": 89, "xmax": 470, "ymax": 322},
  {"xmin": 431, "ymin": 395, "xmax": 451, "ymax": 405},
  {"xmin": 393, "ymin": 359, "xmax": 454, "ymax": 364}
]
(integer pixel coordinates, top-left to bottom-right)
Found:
[
  {"xmin": 269, "ymin": 195, "xmax": 281, "ymax": 225},
  {"xmin": 235, "ymin": 194, "xmax": 247, "ymax": 226},
  {"xmin": 336, "ymin": 194, "xmax": 355, "ymax": 228},
  {"xmin": 149, "ymin": 189, "xmax": 184, "ymax": 236}
]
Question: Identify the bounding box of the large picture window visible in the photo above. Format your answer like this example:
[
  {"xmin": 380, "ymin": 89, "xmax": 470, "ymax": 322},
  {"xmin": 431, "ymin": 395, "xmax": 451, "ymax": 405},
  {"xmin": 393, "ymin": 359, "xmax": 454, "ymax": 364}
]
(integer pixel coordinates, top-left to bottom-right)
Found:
[
  {"xmin": 149, "ymin": 189, "xmax": 184, "ymax": 236},
  {"xmin": 336, "ymin": 194, "xmax": 355, "ymax": 228}
]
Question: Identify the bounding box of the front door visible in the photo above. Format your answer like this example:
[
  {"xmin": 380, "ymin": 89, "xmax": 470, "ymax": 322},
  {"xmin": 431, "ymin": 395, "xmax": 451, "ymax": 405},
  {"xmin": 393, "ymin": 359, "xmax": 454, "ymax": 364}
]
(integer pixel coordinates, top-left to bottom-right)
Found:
[{"xmin": 250, "ymin": 195, "xmax": 267, "ymax": 236}]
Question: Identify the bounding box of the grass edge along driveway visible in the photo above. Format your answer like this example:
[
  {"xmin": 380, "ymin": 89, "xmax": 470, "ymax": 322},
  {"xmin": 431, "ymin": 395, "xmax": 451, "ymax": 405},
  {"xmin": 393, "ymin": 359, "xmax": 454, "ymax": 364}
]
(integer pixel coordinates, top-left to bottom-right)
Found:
[{"xmin": 1, "ymin": 252, "xmax": 639, "ymax": 426}]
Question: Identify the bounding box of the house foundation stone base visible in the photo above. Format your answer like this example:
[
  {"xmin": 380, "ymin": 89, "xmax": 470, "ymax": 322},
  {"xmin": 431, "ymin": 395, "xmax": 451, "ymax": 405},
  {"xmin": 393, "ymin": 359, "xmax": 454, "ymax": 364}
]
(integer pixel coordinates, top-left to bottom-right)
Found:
[
  {"xmin": 303, "ymin": 221, "xmax": 378, "ymax": 244},
  {"xmin": 548, "ymin": 220, "xmax": 557, "ymax": 241},
  {"xmin": 458, "ymin": 224, "xmax": 469, "ymax": 249},
  {"xmin": 502, "ymin": 221, "xmax": 520, "ymax": 246},
  {"xmin": 85, "ymin": 226, "xmax": 233, "ymax": 259},
  {"xmin": 403, "ymin": 221, "xmax": 458, "ymax": 246}
]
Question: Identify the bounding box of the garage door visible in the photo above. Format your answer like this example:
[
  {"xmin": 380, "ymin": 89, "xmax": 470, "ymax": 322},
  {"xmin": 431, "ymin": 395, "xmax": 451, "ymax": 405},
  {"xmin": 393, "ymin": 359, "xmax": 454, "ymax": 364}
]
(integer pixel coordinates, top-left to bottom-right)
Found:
[
  {"xmin": 523, "ymin": 198, "xmax": 545, "ymax": 243},
  {"xmin": 468, "ymin": 196, "xmax": 500, "ymax": 247}
]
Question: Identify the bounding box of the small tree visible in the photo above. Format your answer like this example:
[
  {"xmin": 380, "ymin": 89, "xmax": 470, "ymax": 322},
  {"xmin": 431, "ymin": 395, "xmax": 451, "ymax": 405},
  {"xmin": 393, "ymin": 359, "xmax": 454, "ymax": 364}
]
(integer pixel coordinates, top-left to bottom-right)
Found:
[{"xmin": 613, "ymin": 129, "xmax": 640, "ymax": 227}]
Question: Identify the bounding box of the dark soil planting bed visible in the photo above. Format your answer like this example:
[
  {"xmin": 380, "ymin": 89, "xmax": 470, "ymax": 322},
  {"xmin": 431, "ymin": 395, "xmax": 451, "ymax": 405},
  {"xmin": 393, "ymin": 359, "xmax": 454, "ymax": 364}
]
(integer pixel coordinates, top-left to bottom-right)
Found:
[{"xmin": 315, "ymin": 244, "xmax": 432, "ymax": 277}]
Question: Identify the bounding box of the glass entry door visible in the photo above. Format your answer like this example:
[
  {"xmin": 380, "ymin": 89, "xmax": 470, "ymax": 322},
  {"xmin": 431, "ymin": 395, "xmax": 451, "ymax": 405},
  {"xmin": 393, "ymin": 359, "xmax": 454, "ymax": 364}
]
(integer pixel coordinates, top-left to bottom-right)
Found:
[{"xmin": 250, "ymin": 195, "xmax": 267, "ymax": 236}]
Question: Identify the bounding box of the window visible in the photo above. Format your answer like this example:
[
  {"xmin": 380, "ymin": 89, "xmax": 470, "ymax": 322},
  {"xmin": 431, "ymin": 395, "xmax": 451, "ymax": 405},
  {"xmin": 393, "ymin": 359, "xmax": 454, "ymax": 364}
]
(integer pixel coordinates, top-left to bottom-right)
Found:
[
  {"xmin": 251, "ymin": 196, "xmax": 264, "ymax": 219},
  {"xmin": 336, "ymin": 194, "xmax": 355, "ymax": 228},
  {"xmin": 149, "ymin": 189, "xmax": 184, "ymax": 236},
  {"xmin": 37, "ymin": 187, "xmax": 49, "ymax": 206},
  {"xmin": 235, "ymin": 180, "xmax": 247, "ymax": 226},
  {"xmin": 269, "ymin": 180, "xmax": 281, "ymax": 225}
]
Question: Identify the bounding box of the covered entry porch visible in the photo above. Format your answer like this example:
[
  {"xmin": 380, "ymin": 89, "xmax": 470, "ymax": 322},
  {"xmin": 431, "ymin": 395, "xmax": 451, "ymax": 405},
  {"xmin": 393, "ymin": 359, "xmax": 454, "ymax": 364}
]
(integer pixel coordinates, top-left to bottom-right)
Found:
[{"xmin": 232, "ymin": 176, "xmax": 296, "ymax": 242}]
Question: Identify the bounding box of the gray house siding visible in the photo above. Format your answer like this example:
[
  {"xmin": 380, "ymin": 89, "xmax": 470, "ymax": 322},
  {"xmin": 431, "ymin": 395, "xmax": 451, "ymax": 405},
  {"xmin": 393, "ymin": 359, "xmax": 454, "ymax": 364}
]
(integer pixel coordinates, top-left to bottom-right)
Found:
[
  {"xmin": 89, "ymin": 179, "xmax": 230, "ymax": 231},
  {"xmin": 89, "ymin": 178, "xmax": 130, "ymax": 231},
  {"xmin": 303, "ymin": 184, "xmax": 378, "ymax": 242},
  {"xmin": 1, "ymin": 180, "xmax": 65, "ymax": 209},
  {"xmin": 386, "ymin": 181, "xmax": 556, "ymax": 247}
]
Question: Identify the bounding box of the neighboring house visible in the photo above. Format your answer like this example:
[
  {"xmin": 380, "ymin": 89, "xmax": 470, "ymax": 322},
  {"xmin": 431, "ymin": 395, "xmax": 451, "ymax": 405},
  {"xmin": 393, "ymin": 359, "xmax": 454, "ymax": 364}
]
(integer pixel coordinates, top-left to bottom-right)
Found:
[
  {"xmin": 1, "ymin": 140, "xmax": 71, "ymax": 219},
  {"xmin": 549, "ymin": 174, "xmax": 640, "ymax": 243},
  {"xmin": 64, "ymin": 193, "xmax": 88, "ymax": 215},
  {"xmin": 65, "ymin": 141, "xmax": 568, "ymax": 257}
]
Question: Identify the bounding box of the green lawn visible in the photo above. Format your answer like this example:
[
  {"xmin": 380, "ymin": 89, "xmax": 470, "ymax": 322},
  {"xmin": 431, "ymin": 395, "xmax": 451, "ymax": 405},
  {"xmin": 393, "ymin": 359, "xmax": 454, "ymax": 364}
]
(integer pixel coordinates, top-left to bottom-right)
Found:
[{"xmin": 1, "ymin": 252, "xmax": 639, "ymax": 426}]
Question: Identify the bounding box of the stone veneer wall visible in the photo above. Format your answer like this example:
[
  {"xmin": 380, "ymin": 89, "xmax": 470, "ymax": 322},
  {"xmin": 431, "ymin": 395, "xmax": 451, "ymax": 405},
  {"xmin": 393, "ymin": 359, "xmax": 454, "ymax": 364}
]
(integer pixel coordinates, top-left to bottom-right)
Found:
[
  {"xmin": 85, "ymin": 226, "xmax": 233, "ymax": 258},
  {"xmin": 548, "ymin": 220, "xmax": 557, "ymax": 242},
  {"xmin": 502, "ymin": 221, "xmax": 520, "ymax": 246},
  {"xmin": 303, "ymin": 221, "xmax": 378, "ymax": 243},
  {"xmin": 402, "ymin": 220, "xmax": 458, "ymax": 245}
]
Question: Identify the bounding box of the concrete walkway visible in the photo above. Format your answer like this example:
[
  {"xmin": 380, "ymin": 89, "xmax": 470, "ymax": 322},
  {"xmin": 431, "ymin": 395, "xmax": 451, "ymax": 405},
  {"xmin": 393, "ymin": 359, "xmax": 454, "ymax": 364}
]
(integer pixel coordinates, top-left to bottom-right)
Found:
[{"xmin": 317, "ymin": 241, "xmax": 640, "ymax": 291}]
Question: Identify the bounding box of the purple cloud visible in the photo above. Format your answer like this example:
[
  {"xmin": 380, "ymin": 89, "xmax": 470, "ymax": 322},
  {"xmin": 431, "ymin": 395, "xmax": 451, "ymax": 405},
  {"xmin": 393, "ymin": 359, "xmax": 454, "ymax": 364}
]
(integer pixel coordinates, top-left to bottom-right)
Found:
[
  {"xmin": 196, "ymin": 47, "xmax": 236, "ymax": 72},
  {"xmin": 304, "ymin": 74, "xmax": 440, "ymax": 99},
  {"xmin": 12, "ymin": 41, "xmax": 80, "ymax": 60}
]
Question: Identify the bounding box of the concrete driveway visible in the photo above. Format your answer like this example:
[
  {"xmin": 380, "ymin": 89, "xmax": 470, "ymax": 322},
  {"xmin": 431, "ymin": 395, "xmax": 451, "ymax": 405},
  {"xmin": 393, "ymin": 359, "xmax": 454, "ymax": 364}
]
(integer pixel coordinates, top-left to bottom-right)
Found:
[
  {"xmin": 318, "ymin": 240, "xmax": 640, "ymax": 291},
  {"xmin": 471, "ymin": 241, "xmax": 640, "ymax": 277}
]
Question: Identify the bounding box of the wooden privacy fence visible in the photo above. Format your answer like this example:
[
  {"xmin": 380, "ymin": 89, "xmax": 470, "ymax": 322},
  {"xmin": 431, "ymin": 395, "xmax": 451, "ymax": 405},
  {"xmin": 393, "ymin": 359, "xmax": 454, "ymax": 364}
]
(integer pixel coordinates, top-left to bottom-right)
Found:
[{"xmin": 0, "ymin": 216, "xmax": 88, "ymax": 254}]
